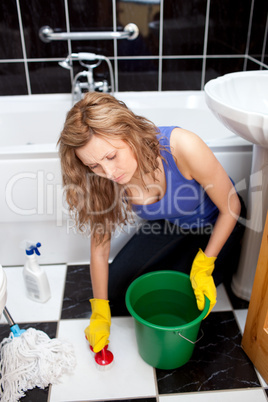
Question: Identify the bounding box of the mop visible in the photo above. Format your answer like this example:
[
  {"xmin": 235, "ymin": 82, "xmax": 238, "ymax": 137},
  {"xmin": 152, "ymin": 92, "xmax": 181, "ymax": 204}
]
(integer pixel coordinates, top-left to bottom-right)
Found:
[{"xmin": 0, "ymin": 307, "xmax": 76, "ymax": 402}]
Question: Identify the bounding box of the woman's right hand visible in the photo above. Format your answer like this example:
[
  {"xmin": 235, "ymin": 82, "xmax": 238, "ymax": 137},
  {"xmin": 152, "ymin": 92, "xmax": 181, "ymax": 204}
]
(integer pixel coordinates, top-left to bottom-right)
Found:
[
  {"xmin": 84, "ymin": 298, "xmax": 111, "ymax": 353},
  {"xmin": 190, "ymin": 249, "xmax": 217, "ymax": 317}
]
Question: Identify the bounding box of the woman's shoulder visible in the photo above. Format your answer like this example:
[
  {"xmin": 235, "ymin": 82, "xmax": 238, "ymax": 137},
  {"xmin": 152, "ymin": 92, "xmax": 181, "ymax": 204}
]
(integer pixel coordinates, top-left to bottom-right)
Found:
[
  {"xmin": 170, "ymin": 127, "xmax": 205, "ymax": 156},
  {"xmin": 169, "ymin": 128, "xmax": 212, "ymax": 179}
]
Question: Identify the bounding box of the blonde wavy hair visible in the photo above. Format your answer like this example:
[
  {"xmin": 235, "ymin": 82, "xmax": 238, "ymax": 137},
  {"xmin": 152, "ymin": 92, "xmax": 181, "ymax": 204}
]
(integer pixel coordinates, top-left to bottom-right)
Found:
[{"xmin": 58, "ymin": 92, "xmax": 163, "ymax": 243}]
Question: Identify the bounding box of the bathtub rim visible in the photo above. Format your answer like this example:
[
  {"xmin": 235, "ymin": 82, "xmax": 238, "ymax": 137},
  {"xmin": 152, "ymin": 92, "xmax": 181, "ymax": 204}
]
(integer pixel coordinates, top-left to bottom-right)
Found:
[{"xmin": 0, "ymin": 90, "xmax": 252, "ymax": 158}]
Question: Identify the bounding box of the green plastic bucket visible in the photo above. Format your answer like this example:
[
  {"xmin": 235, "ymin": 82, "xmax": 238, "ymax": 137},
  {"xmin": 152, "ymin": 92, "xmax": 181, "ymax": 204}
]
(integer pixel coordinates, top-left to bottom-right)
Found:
[{"xmin": 125, "ymin": 270, "xmax": 210, "ymax": 370}]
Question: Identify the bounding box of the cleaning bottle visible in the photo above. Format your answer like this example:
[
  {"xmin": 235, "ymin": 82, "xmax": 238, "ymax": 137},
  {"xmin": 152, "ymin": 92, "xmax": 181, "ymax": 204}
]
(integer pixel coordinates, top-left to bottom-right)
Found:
[{"xmin": 23, "ymin": 242, "xmax": 51, "ymax": 303}]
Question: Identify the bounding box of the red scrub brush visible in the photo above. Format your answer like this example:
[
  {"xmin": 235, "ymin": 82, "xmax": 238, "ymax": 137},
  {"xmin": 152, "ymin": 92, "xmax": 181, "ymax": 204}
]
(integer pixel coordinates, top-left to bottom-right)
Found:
[{"xmin": 89, "ymin": 344, "xmax": 114, "ymax": 369}]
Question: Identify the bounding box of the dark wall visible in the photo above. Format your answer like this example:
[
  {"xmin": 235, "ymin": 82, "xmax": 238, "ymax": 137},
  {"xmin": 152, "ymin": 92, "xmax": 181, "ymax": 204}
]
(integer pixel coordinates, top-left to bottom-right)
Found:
[{"xmin": 0, "ymin": 0, "xmax": 267, "ymax": 95}]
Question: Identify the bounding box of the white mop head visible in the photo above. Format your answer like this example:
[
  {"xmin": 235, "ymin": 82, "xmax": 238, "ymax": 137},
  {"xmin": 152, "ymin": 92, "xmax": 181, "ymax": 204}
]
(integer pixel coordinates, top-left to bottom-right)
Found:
[{"xmin": 0, "ymin": 327, "xmax": 76, "ymax": 402}]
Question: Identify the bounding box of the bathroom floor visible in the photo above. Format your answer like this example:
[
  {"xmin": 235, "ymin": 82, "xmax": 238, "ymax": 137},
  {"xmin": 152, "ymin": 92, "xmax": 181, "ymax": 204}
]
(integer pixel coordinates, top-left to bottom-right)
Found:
[{"xmin": 1, "ymin": 264, "xmax": 267, "ymax": 402}]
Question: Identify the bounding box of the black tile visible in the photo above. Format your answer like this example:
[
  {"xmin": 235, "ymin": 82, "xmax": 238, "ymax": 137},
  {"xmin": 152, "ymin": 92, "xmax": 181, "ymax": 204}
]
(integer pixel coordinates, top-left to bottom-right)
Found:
[
  {"xmin": 0, "ymin": 62, "xmax": 28, "ymax": 95},
  {"xmin": 245, "ymin": 59, "xmax": 263, "ymax": 71},
  {"xmin": 162, "ymin": 58, "xmax": 203, "ymax": 90},
  {"xmin": 20, "ymin": 0, "xmax": 68, "ymax": 59},
  {"xmin": 61, "ymin": 265, "xmax": 93, "ymax": 319},
  {"xmin": 28, "ymin": 61, "xmax": 71, "ymax": 94},
  {"xmin": 118, "ymin": 59, "xmax": 158, "ymax": 91},
  {"xmin": 22, "ymin": 387, "xmax": 49, "ymax": 402},
  {"xmin": 111, "ymin": 399, "xmax": 157, "ymax": 402},
  {"xmin": 0, "ymin": 0, "xmax": 23, "ymax": 59},
  {"xmin": 204, "ymin": 57, "xmax": 245, "ymax": 85},
  {"xmin": 0, "ymin": 323, "xmax": 14, "ymax": 341},
  {"xmin": 69, "ymin": 0, "xmax": 112, "ymax": 30},
  {"xmin": 70, "ymin": 41, "xmax": 113, "ymax": 58},
  {"xmin": 207, "ymin": 0, "xmax": 252, "ymax": 55},
  {"xmin": 22, "ymin": 321, "xmax": 58, "ymax": 336},
  {"xmin": 68, "ymin": 0, "xmax": 114, "ymax": 57},
  {"xmin": 224, "ymin": 282, "xmax": 249, "ymax": 310},
  {"xmin": 116, "ymin": 0, "xmax": 160, "ymax": 57},
  {"xmin": 263, "ymin": 29, "xmax": 268, "ymax": 67},
  {"xmin": 163, "ymin": 0, "xmax": 207, "ymax": 56},
  {"xmin": 249, "ymin": 0, "xmax": 268, "ymax": 61},
  {"xmin": 0, "ymin": 321, "xmax": 57, "ymax": 342},
  {"xmin": 156, "ymin": 311, "xmax": 260, "ymax": 394},
  {"xmin": 118, "ymin": 34, "xmax": 157, "ymax": 58}
]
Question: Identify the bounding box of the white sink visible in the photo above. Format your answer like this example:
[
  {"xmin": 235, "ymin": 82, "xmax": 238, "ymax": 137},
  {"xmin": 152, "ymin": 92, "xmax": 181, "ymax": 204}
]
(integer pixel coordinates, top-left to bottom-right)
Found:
[
  {"xmin": 205, "ymin": 70, "xmax": 268, "ymax": 301},
  {"xmin": 204, "ymin": 71, "xmax": 268, "ymax": 148}
]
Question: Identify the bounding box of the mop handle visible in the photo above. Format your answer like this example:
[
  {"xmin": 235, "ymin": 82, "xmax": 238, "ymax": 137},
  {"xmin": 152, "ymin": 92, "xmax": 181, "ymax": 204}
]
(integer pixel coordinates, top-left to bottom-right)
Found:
[
  {"xmin": 3, "ymin": 306, "xmax": 26, "ymax": 337},
  {"xmin": 3, "ymin": 307, "xmax": 15, "ymax": 326}
]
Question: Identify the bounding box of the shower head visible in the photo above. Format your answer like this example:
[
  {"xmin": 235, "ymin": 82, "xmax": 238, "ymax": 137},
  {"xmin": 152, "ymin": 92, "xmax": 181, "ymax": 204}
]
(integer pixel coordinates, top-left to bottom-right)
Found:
[{"xmin": 58, "ymin": 52, "xmax": 105, "ymax": 70}]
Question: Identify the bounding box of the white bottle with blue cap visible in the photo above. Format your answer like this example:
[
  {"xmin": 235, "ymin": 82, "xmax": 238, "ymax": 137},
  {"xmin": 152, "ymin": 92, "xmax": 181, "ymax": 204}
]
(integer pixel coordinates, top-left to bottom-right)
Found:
[{"xmin": 23, "ymin": 242, "xmax": 51, "ymax": 303}]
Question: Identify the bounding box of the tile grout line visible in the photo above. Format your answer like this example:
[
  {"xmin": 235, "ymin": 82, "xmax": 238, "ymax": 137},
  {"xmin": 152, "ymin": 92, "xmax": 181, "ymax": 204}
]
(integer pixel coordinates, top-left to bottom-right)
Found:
[
  {"xmin": 64, "ymin": 0, "xmax": 73, "ymax": 85},
  {"xmin": 48, "ymin": 263, "xmax": 68, "ymax": 402},
  {"xmin": 201, "ymin": 0, "xmax": 210, "ymax": 89},
  {"xmin": 243, "ymin": 0, "xmax": 255, "ymax": 70},
  {"xmin": 0, "ymin": 54, "xmax": 255, "ymax": 63},
  {"xmin": 16, "ymin": 0, "xmax": 31, "ymax": 95},
  {"xmin": 153, "ymin": 366, "xmax": 160, "ymax": 402},
  {"xmin": 112, "ymin": 0, "xmax": 119, "ymax": 92},
  {"xmin": 56, "ymin": 264, "xmax": 69, "ymax": 325},
  {"xmin": 261, "ymin": 13, "xmax": 268, "ymax": 66},
  {"xmin": 158, "ymin": 0, "xmax": 164, "ymax": 91},
  {"xmin": 247, "ymin": 55, "xmax": 268, "ymax": 69}
]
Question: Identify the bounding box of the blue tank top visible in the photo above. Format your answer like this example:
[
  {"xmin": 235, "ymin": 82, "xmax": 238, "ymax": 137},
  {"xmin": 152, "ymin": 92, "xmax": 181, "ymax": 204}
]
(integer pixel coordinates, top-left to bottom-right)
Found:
[{"xmin": 132, "ymin": 126, "xmax": 219, "ymax": 229}]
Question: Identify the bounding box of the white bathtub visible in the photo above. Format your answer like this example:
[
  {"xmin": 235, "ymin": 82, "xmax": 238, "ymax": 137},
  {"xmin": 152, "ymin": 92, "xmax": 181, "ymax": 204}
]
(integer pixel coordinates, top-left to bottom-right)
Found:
[{"xmin": 0, "ymin": 91, "xmax": 252, "ymax": 266}]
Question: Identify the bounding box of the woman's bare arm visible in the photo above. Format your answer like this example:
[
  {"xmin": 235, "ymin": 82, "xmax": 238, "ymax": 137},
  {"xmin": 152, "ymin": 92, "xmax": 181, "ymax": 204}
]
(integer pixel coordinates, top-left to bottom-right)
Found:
[
  {"xmin": 171, "ymin": 127, "xmax": 241, "ymax": 257},
  {"xmin": 90, "ymin": 234, "xmax": 111, "ymax": 299}
]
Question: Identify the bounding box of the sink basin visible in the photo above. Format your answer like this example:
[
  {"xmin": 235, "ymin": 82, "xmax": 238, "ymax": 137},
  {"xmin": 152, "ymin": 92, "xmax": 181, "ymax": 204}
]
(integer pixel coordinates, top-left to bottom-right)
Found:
[
  {"xmin": 205, "ymin": 70, "xmax": 268, "ymax": 302},
  {"xmin": 204, "ymin": 71, "xmax": 268, "ymax": 148}
]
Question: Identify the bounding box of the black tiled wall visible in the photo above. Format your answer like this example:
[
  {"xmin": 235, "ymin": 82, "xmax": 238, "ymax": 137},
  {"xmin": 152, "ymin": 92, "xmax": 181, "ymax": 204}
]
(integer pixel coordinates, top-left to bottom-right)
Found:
[{"xmin": 0, "ymin": 0, "xmax": 267, "ymax": 95}]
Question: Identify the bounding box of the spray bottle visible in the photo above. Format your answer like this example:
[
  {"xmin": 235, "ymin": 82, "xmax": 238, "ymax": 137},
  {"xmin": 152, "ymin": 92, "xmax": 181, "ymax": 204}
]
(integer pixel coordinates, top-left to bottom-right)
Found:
[{"xmin": 23, "ymin": 242, "xmax": 51, "ymax": 303}]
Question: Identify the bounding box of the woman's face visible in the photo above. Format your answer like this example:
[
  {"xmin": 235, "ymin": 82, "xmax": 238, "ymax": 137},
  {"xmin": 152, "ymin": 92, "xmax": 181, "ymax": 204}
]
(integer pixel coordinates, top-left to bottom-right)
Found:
[{"xmin": 75, "ymin": 135, "xmax": 138, "ymax": 185}]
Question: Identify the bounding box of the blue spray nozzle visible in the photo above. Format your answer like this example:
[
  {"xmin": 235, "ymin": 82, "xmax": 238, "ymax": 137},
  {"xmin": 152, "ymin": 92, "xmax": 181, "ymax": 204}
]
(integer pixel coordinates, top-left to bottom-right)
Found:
[{"xmin": 26, "ymin": 242, "xmax": 42, "ymax": 256}]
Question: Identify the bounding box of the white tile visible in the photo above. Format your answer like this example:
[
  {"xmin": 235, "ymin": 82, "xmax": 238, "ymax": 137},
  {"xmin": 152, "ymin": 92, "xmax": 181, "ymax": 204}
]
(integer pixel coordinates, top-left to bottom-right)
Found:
[
  {"xmin": 159, "ymin": 388, "xmax": 267, "ymax": 402},
  {"xmin": 50, "ymin": 317, "xmax": 156, "ymax": 402},
  {"xmin": 1, "ymin": 265, "xmax": 67, "ymax": 323},
  {"xmin": 234, "ymin": 309, "xmax": 248, "ymax": 333},
  {"xmin": 213, "ymin": 284, "xmax": 232, "ymax": 312},
  {"xmin": 256, "ymin": 370, "xmax": 268, "ymax": 387}
]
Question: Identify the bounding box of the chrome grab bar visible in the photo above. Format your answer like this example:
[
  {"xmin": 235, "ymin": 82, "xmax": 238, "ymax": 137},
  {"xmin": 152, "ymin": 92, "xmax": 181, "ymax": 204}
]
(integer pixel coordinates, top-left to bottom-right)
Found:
[{"xmin": 39, "ymin": 23, "xmax": 139, "ymax": 43}]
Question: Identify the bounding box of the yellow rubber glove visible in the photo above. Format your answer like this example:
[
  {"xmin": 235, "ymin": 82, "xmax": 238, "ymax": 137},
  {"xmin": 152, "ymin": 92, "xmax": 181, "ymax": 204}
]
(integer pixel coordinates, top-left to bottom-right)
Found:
[
  {"xmin": 190, "ymin": 248, "xmax": 217, "ymax": 317},
  {"xmin": 84, "ymin": 298, "xmax": 111, "ymax": 353}
]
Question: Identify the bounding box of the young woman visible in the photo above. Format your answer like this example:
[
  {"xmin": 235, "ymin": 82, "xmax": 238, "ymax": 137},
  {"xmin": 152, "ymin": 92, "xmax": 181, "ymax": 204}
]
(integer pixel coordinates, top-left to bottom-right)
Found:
[{"xmin": 58, "ymin": 92, "xmax": 245, "ymax": 353}]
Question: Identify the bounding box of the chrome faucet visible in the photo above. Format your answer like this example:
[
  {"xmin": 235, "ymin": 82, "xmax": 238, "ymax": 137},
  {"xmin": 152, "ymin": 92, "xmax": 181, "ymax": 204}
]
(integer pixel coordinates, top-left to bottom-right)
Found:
[
  {"xmin": 72, "ymin": 61, "xmax": 109, "ymax": 103},
  {"xmin": 59, "ymin": 52, "xmax": 114, "ymax": 103}
]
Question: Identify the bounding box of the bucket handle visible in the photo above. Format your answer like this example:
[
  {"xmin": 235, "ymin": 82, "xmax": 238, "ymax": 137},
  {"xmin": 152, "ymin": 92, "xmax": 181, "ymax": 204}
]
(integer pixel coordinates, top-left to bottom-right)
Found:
[{"xmin": 174, "ymin": 329, "xmax": 204, "ymax": 344}]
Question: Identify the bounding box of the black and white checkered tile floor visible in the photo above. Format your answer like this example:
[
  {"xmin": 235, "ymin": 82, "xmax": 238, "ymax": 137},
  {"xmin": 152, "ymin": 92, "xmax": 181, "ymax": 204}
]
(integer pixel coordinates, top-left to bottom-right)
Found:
[{"xmin": 1, "ymin": 264, "xmax": 267, "ymax": 402}]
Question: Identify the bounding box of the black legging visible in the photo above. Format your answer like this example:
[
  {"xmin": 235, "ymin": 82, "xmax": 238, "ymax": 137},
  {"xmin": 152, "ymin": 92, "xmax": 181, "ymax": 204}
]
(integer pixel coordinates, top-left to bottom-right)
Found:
[{"xmin": 108, "ymin": 195, "xmax": 246, "ymax": 315}]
